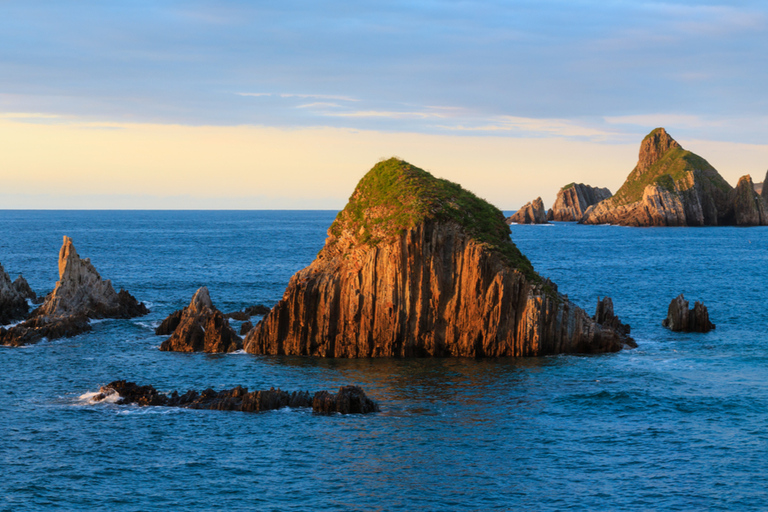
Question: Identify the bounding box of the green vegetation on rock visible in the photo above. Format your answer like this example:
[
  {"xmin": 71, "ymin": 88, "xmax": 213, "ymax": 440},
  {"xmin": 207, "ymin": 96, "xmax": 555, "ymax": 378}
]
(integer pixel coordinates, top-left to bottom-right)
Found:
[
  {"xmin": 561, "ymin": 182, "xmax": 576, "ymax": 191},
  {"xmin": 611, "ymin": 137, "xmax": 732, "ymax": 207},
  {"xmin": 328, "ymin": 158, "xmax": 539, "ymax": 281}
]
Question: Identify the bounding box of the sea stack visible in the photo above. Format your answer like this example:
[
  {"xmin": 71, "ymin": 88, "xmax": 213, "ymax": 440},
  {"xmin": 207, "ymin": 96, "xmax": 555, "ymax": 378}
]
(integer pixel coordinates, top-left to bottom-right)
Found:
[
  {"xmin": 761, "ymin": 169, "xmax": 768, "ymax": 202},
  {"xmin": 662, "ymin": 294, "xmax": 715, "ymax": 333},
  {"xmin": 244, "ymin": 158, "xmax": 634, "ymax": 358},
  {"xmin": 157, "ymin": 287, "xmax": 242, "ymax": 353},
  {"xmin": 581, "ymin": 128, "xmax": 768, "ymax": 227},
  {"xmin": 0, "ymin": 264, "xmax": 30, "ymax": 324},
  {"xmin": 0, "ymin": 237, "xmax": 148, "ymax": 347},
  {"xmin": 506, "ymin": 197, "xmax": 548, "ymax": 224},
  {"xmin": 548, "ymin": 183, "xmax": 612, "ymax": 222}
]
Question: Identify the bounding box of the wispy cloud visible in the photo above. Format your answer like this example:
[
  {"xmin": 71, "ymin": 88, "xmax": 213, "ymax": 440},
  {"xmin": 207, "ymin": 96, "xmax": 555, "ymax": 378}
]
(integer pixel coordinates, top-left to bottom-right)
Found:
[
  {"xmin": 237, "ymin": 92, "xmax": 358, "ymax": 102},
  {"xmin": 440, "ymin": 115, "xmax": 619, "ymax": 141},
  {"xmin": 296, "ymin": 102, "xmax": 342, "ymax": 109}
]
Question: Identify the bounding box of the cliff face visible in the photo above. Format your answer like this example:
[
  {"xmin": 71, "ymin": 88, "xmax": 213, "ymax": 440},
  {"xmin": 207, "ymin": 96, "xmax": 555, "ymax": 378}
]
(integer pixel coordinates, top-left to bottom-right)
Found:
[
  {"xmin": 731, "ymin": 175, "xmax": 768, "ymax": 226},
  {"xmin": 245, "ymin": 158, "xmax": 634, "ymax": 358},
  {"xmin": 548, "ymin": 184, "xmax": 612, "ymax": 222},
  {"xmin": 506, "ymin": 197, "xmax": 548, "ymax": 224},
  {"xmin": 581, "ymin": 128, "xmax": 767, "ymax": 227}
]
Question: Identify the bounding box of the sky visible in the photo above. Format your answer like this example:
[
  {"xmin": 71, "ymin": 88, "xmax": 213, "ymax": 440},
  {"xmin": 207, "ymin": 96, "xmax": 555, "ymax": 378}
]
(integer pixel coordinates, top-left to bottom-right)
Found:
[{"xmin": 1, "ymin": 0, "xmax": 767, "ymax": 209}]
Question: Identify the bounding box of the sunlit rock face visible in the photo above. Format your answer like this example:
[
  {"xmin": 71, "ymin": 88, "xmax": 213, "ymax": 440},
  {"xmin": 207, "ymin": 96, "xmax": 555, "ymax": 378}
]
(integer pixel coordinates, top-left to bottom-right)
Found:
[
  {"xmin": 547, "ymin": 184, "xmax": 611, "ymax": 222},
  {"xmin": 506, "ymin": 197, "xmax": 548, "ymax": 224},
  {"xmin": 245, "ymin": 158, "xmax": 634, "ymax": 358},
  {"xmin": 581, "ymin": 128, "xmax": 768, "ymax": 227}
]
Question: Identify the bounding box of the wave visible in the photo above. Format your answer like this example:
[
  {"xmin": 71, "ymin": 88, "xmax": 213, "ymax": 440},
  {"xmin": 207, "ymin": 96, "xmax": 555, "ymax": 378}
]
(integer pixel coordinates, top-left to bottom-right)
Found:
[{"xmin": 78, "ymin": 389, "xmax": 120, "ymax": 404}]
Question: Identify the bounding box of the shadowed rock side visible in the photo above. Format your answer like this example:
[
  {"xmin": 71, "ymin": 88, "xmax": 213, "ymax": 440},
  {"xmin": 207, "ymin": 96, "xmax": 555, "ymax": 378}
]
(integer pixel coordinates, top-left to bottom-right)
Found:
[
  {"xmin": 581, "ymin": 128, "xmax": 768, "ymax": 227},
  {"xmin": 547, "ymin": 184, "xmax": 612, "ymax": 222},
  {"xmin": 93, "ymin": 380, "xmax": 379, "ymax": 414},
  {"xmin": 245, "ymin": 158, "xmax": 634, "ymax": 358},
  {"xmin": 13, "ymin": 275, "xmax": 38, "ymax": 303},
  {"xmin": 662, "ymin": 294, "xmax": 715, "ymax": 333},
  {"xmin": 157, "ymin": 287, "xmax": 242, "ymax": 353},
  {"xmin": 225, "ymin": 304, "xmax": 271, "ymax": 321},
  {"xmin": 593, "ymin": 297, "xmax": 633, "ymax": 340},
  {"xmin": 761, "ymin": 170, "xmax": 768, "ymax": 201},
  {"xmin": 506, "ymin": 197, "xmax": 548, "ymax": 224},
  {"xmin": 0, "ymin": 236, "xmax": 148, "ymax": 347},
  {"xmin": 732, "ymin": 175, "xmax": 768, "ymax": 226},
  {"xmin": 0, "ymin": 264, "xmax": 30, "ymax": 324}
]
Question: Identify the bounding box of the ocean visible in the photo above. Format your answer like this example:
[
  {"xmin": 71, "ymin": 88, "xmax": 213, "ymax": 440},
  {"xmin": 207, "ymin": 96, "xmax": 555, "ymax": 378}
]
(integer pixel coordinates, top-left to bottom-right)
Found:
[{"xmin": 1, "ymin": 210, "xmax": 767, "ymax": 511}]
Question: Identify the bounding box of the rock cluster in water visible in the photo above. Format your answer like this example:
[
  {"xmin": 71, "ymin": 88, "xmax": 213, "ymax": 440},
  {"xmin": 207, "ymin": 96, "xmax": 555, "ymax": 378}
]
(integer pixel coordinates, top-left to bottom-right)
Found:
[
  {"xmin": 662, "ymin": 294, "xmax": 715, "ymax": 333},
  {"xmin": 0, "ymin": 264, "xmax": 33, "ymax": 324},
  {"xmin": 244, "ymin": 158, "xmax": 634, "ymax": 358},
  {"xmin": 157, "ymin": 287, "xmax": 242, "ymax": 353},
  {"xmin": 581, "ymin": 128, "xmax": 768, "ymax": 227},
  {"xmin": 224, "ymin": 304, "xmax": 271, "ymax": 321},
  {"xmin": 547, "ymin": 183, "xmax": 612, "ymax": 222},
  {"xmin": 93, "ymin": 380, "xmax": 379, "ymax": 414},
  {"xmin": 506, "ymin": 197, "xmax": 548, "ymax": 224},
  {"xmin": 0, "ymin": 237, "xmax": 148, "ymax": 347}
]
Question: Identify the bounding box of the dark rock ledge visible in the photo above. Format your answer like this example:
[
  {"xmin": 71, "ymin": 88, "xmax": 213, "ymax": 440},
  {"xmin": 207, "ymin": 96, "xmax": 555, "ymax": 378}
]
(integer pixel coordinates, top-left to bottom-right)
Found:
[{"xmin": 92, "ymin": 380, "xmax": 380, "ymax": 414}]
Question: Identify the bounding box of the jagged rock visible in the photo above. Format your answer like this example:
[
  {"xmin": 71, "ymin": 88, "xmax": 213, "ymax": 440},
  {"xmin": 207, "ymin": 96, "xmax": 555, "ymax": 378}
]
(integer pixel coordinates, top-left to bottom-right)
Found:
[
  {"xmin": 661, "ymin": 294, "xmax": 715, "ymax": 333},
  {"xmin": 244, "ymin": 158, "xmax": 634, "ymax": 358},
  {"xmin": 0, "ymin": 264, "xmax": 29, "ymax": 324},
  {"xmin": 506, "ymin": 197, "xmax": 548, "ymax": 224},
  {"xmin": 93, "ymin": 380, "xmax": 379, "ymax": 414},
  {"xmin": 1, "ymin": 237, "xmax": 148, "ymax": 347},
  {"xmin": 158, "ymin": 287, "xmax": 242, "ymax": 353},
  {"xmin": 548, "ymin": 183, "xmax": 612, "ymax": 222},
  {"xmin": 225, "ymin": 304, "xmax": 271, "ymax": 320},
  {"xmin": 12, "ymin": 275, "xmax": 36, "ymax": 303},
  {"xmin": 731, "ymin": 175, "xmax": 768, "ymax": 226},
  {"xmin": 593, "ymin": 297, "xmax": 633, "ymax": 340},
  {"xmin": 240, "ymin": 320, "xmax": 254, "ymax": 335},
  {"xmin": 581, "ymin": 128, "xmax": 767, "ymax": 227}
]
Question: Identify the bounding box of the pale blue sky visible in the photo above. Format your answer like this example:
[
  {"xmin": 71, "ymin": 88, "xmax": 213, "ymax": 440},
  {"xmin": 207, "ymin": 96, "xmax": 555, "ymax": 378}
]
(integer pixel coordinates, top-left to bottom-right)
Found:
[{"xmin": 0, "ymin": 1, "xmax": 766, "ymax": 208}]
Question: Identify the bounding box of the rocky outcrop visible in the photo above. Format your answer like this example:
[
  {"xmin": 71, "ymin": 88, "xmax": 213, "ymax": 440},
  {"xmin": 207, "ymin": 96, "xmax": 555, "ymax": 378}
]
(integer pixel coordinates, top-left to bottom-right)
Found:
[
  {"xmin": 731, "ymin": 175, "xmax": 768, "ymax": 226},
  {"xmin": 1, "ymin": 237, "xmax": 148, "ymax": 346},
  {"xmin": 239, "ymin": 321, "xmax": 254, "ymax": 335},
  {"xmin": 0, "ymin": 264, "xmax": 30, "ymax": 324},
  {"xmin": 547, "ymin": 184, "xmax": 612, "ymax": 222},
  {"xmin": 12, "ymin": 275, "xmax": 37, "ymax": 303},
  {"xmin": 662, "ymin": 294, "xmax": 715, "ymax": 333},
  {"xmin": 244, "ymin": 158, "xmax": 634, "ymax": 358},
  {"xmin": 158, "ymin": 287, "xmax": 242, "ymax": 353},
  {"xmin": 593, "ymin": 297, "xmax": 632, "ymax": 338},
  {"xmin": 92, "ymin": 380, "xmax": 379, "ymax": 414},
  {"xmin": 225, "ymin": 305, "xmax": 271, "ymax": 321},
  {"xmin": 761, "ymin": 170, "xmax": 767, "ymax": 201},
  {"xmin": 506, "ymin": 197, "xmax": 548, "ymax": 224},
  {"xmin": 581, "ymin": 128, "xmax": 768, "ymax": 227}
]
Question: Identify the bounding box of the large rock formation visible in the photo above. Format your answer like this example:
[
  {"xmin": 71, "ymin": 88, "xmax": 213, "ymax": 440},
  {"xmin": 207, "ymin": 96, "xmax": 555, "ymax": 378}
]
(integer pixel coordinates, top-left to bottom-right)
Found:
[
  {"xmin": 662, "ymin": 294, "xmax": 715, "ymax": 333},
  {"xmin": 506, "ymin": 197, "xmax": 548, "ymax": 224},
  {"xmin": 581, "ymin": 128, "xmax": 768, "ymax": 227},
  {"xmin": 92, "ymin": 380, "xmax": 379, "ymax": 414},
  {"xmin": 547, "ymin": 183, "xmax": 612, "ymax": 222},
  {"xmin": 731, "ymin": 175, "xmax": 768, "ymax": 226},
  {"xmin": 0, "ymin": 264, "xmax": 30, "ymax": 324},
  {"xmin": 157, "ymin": 287, "xmax": 242, "ymax": 353},
  {"xmin": 0, "ymin": 237, "xmax": 148, "ymax": 347},
  {"xmin": 761, "ymin": 170, "xmax": 768, "ymax": 202},
  {"xmin": 244, "ymin": 158, "xmax": 634, "ymax": 358}
]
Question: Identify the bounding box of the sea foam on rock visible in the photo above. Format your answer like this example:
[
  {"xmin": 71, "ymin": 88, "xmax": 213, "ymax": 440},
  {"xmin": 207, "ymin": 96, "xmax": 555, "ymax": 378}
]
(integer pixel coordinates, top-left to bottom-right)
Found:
[
  {"xmin": 0, "ymin": 236, "xmax": 148, "ymax": 347},
  {"xmin": 157, "ymin": 287, "xmax": 242, "ymax": 353},
  {"xmin": 244, "ymin": 158, "xmax": 634, "ymax": 358}
]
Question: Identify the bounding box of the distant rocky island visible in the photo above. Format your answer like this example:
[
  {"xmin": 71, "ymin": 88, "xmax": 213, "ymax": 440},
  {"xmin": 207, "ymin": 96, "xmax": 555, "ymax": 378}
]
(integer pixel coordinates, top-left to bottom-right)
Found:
[
  {"xmin": 506, "ymin": 197, "xmax": 548, "ymax": 224},
  {"xmin": 548, "ymin": 183, "xmax": 612, "ymax": 222},
  {"xmin": 0, "ymin": 237, "xmax": 148, "ymax": 347},
  {"xmin": 581, "ymin": 128, "xmax": 767, "ymax": 226},
  {"xmin": 244, "ymin": 158, "xmax": 635, "ymax": 358}
]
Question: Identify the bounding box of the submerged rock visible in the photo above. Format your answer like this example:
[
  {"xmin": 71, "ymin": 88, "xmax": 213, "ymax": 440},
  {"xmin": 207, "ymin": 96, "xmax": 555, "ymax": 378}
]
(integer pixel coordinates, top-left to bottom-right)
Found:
[
  {"xmin": 1, "ymin": 237, "xmax": 148, "ymax": 347},
  {"xmin": 158, "ymin": 287, "xmax": 242, "ymax": 353},
  {"xmin": 662, "ymin": 294, "xmax": 715, "ymax": 333},
  {"xmin": 225, "ymin": 304, "xmax": 271, "ymax": 320},
  {"xmin": 0, "ymin": 264, "xmax": 29, "ymax": 324},
  {"xmin": 244, "ymin": 158, "xmax": 634, "ymax": 358},
  {"xmin": 506, "ymin": 197, "xmax": 548, "ymax": 224},
  {"xmin": 548, "ymin": 183, "xmax": 612, "ymax": 222},
  {"xmin": 581, "ymin": 128, "xmax": 768, "ymax": 227},
  {"xmin": 93, "ymin": 380, "xmax": 379, "ymax": 414}
]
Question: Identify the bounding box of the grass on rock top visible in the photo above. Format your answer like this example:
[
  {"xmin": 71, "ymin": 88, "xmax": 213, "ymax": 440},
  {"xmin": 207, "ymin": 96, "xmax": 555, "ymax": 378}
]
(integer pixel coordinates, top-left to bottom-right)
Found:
[{"xmin": 328, "ymin": 158, "xmax": 538, "ymax": 281}]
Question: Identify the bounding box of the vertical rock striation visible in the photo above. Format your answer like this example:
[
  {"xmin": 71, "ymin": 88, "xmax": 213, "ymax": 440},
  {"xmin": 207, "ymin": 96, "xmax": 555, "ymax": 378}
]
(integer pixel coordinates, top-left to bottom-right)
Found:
[
  {"xmin": 581, "ymin": 128, "xmax": 768, "ymax": 227},
  {"xmin": 547, "ymin": 183, "xmax": 612, "ymax": 222},
  {"xmin": 245, "ymin": 158, "xmax": 634, "ymax": 358},
  {"xmin": 506, "ymin": 197, "xmax": 548, "ymax": 224},
  {"xmin": 731, "ymin": 175, "xmax": 768, "ymax": 226},
  {"xmin": 662, "ymin": 294, "xmax": 715, "ymax": 333},
  {"xmin": 157, "ymin": 287, "xmax": 242, "ymax": 353}
]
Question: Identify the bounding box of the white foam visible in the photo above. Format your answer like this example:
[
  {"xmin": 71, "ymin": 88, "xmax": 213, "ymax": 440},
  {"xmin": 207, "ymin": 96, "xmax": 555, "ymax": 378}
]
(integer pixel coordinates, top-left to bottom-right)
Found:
[{"xmin": 78, "ymin": 389, "xmax": 120, "ymax": 404}]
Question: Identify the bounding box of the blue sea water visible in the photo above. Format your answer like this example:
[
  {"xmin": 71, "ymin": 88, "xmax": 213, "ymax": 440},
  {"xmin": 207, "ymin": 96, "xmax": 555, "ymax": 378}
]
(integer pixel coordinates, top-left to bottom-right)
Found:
[{"xmin": 1, "ymin": 210, "xmax": 767, "ymax": 511}]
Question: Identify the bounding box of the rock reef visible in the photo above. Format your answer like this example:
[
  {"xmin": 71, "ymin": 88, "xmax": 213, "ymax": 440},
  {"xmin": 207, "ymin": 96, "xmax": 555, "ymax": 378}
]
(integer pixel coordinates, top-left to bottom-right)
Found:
[
  {"xmin": 506, "ymin": 197, "xmax": 548, "ymax": 224},
  {"xmin": 244, "ymin": 158, "xmax": 634, "ymax": 358},
  {"xmin": 548, "ymin": 183, "xmax": 612, "ymax": 222},
  {"xmin": 225, "ymin": 304, "xmax": 271, "ymax": 321},
  {"xmin": 662, "ymin": 294, "xmax": 715, "ymax": 333},
  {"xmin": 93, "ymin": 380, "xmax": 379, "ymax": 414},
  {"xmin": 0, "ymin": 237, "xmax": 148, "ymax": 347},
  {"xmin": 157, "ymin": 287, "xmax": 242, "ymax": 353},
  {"xmin": 581, "ymin": 128, "xmax": 768, "ymax": 227}
]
